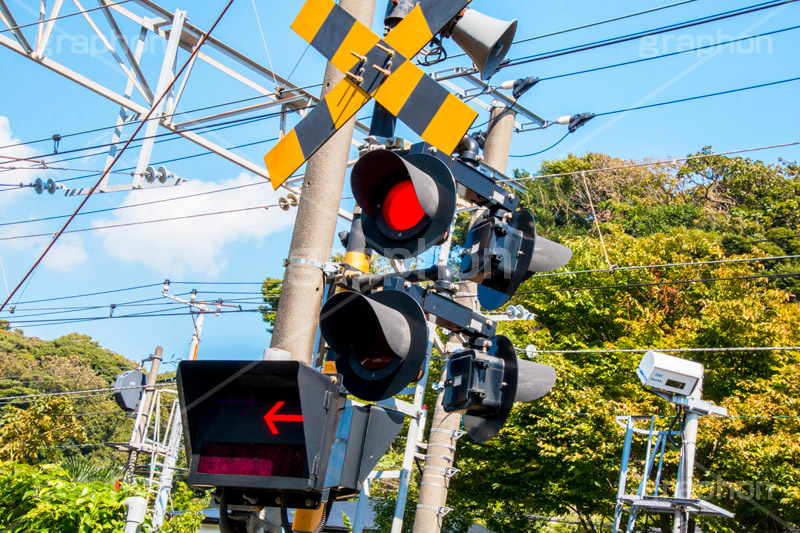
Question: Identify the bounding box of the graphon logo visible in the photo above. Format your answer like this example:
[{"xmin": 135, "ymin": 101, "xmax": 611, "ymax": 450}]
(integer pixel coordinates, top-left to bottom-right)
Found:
[{"xmin": 639, "ymin": 31, "xmax": 773, "ymax": 58}]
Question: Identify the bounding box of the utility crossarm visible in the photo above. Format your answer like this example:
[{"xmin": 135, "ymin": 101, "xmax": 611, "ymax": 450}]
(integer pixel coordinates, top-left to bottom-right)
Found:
[
  {"xmin": 0, "ymin": 0, "xmax": 365, "ymax": 220},
  {"xmin": 431, "ymin": 66, "xmax": 548, "ymax": 132}
]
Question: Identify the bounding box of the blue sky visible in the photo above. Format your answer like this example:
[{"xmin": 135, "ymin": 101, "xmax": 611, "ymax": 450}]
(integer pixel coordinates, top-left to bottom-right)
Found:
[{"xmin": 0, "ymin": 0, "xmax": 798, "ymax": 365}]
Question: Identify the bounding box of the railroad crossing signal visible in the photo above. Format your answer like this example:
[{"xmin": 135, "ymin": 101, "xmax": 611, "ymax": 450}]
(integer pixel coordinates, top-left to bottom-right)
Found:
[
  {"xmin": 176, "ymin": 360, "xmax": 341, "ymax": 510},
  {"xmin": 460, "ymin": 209, "xmax": 573, "ymax": 310},
  {"xmin": 442, "ymin": 335, "xmax": 557, "ymax": 442},
  {"xmin": 350, "ymin": 149, "xmax": 456, "ymax": 259},
  {"xmin": 264, "ymin": 0, "xmax": 479, "ymax": 188},
  {"xmin": 319, "ymin": 288, "xmax": 428, "ymax": 401}
]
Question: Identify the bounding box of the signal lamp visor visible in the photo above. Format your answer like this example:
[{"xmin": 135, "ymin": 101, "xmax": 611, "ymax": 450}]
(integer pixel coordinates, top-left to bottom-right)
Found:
[{"xmin": 320, "ymin": 289, "xmax": 428, "ymax": 401}]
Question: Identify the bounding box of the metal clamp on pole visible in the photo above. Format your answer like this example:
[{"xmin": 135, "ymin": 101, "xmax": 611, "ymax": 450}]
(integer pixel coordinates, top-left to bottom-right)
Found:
[
  {"xmin": 423, "ymin": 465, "xmax": 461, "ymax": 478},
  {"xmin": 416, "ymin": 504, "xmax": 453, "ymax": 517},
  {"xmin": 429, "ymin": 428, "xmax": 467, "ymax": 440},
  {"xmin": 284, "ymin": 258, "xmax": 339, "ymax": 277}
]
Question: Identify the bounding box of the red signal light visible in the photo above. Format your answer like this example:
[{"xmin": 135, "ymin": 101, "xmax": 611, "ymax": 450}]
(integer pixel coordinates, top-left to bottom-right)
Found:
[{"xmin": 382, "ymin": 180, "xmax": 424, "ymax": 231}]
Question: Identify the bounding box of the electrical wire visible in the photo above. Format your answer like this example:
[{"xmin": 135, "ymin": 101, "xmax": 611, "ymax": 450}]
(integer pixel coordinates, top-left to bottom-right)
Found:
[
  {"xmin": 0, "ymin": 203, "xmax": 278, "ymax": 242},
  {"xmin": 5, "ymin": 283, "xmax": 162, "ymax": 305},
  {"xmin": 25, "ymin": 134, "xmax": 279, "ymax": 186},
  {"xmin": 0, "ymin": 383, "xmax": 173, "ymax": 405},
  {"xmin": 501, "ymin": 141, "xmax": 800, "ymax": 183},
  {"xmin": 0, "ymin": 0, "xmax": 238, "ymax": 315},
  {"xmin": 5, "ymin": 280, "xmax": 278, "ymax": 307},
  {"xmin": 3, "ymin": 307, "xmax": 263, "ymax": 330},
  {"xmin": 501, "ymin": 0, "xmax": 799, "ymax": 69},
  {"xmin": 515, "ymin": 271, "xmax": 800, "ymax": 295},
  {"xmin": 509, "ymin": 132, "xmax": 571, "ymax": 158},
  {"xmin": 0, "ymin": 107, "xmax": 297, "ymax": 170},
  {"xmin": 503, "ymin": 78, "xmax": 800, "ymax": 157},
  {"xmin": 539, "ymin": 25, "xmax": 800, "ymax": 83},
  {"xmin": 0, "ymin": 179, "xmax": 271, "ymax": 228},
  {"xmin": 596, "ymin": 77, "xmax": 800, "ymax": 117},
  {"xmin": 531, "ymin": 254, "xmax": 800, "ymax": 279},
  {"xmin": 0, "ymin": 0, "xmax": 132, "ymax": 35},
  {"xmin": 516, "ymin": 346, "xmax": 800, "ymax": 355}
]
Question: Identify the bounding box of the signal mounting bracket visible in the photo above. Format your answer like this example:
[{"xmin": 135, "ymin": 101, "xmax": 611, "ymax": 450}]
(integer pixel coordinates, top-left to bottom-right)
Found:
[
  {"xmin": 383, "ymin": 278, "xmax": 497, "ymax": 339},
  {"xmin": 406, "ymin": 142, "xmax": 519, "ymax": 214}
]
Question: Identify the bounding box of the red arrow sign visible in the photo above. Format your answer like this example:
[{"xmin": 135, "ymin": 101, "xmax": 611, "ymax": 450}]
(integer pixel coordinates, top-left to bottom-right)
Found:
[{"xmin": 263, "ymin": 401, "xmax": 303, "ymax": 435}]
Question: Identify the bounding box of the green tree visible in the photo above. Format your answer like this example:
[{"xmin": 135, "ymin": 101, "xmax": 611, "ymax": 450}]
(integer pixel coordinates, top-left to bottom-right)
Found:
[
  {"xmin": 0, "ymin": 397, "xmax": 86, "ymax": 463},
  {"xmin": 260, "ymin": 277, "xmax": 282, "ymax": 332},
  {"xmin": 445, "ymin": 146, "xmax": 799, "ymax": 531}
]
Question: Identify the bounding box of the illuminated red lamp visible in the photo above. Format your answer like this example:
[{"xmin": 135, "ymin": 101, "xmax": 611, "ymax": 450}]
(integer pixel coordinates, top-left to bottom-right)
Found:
[{"xmin": 351, "ymin": 150, "xmax": 456, "ymax": 259}]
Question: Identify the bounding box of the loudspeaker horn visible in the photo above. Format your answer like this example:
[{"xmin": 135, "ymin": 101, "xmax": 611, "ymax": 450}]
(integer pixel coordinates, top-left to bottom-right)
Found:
[{"xmin": 450, "ymin": 9, "xmax": 517, "ymax": 80}]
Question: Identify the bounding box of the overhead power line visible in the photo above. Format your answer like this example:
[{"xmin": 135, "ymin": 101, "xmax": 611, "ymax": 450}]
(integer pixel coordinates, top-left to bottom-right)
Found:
[
  {"xmin": 3, "ymin": 307, "xmax": 263, "ymax": 329},
  {"xmin": 510, "ymin": 132, "xmax": 570, "ymax": 158},
  {"xmin": 532, "ymin": 255, "xmax": 800, "ymax": 279},
  {"xmin": 0, "ymin": 382, "xmax": 173, "ymax": 405},
  {"xmin": 0, "ymin": 0, "xmax": 237, "ymax": 315},
  {"xmin": 508, "ymin": 79, "xmax": 800, "ymax": 158},
  {"xmin": 502, "ymin": 0, "xmax": 799, "ymax": 68},
  {"xmin": 517, "ymin": 346, "xmax": 800, "ymax": 355},
  {"xmin": 502, "ymin": 141, "xmax": 800, "ymax": 183},
  {"xmin": 0, "ymin": 107, "xmax": 294, "ymax": 169},
  {"xmin": 0, "ymin": 203, "xmax": 278, "ymax": 242},
  {"xmin": 516, "ymin": 0, "xmax": 700, "ymax": 45},
  {"xmin": 6, "ymin": 280, "xmax": 279, "ymax": 307},
  {"xmin": 597, "ymin": 77, "xmax": 800, "ymax": 117},
  {"xmin": 516, "ymin": 271, "xmax": 800, "ymax": 295},
  {"xmin": 539, "ymin": 25, "xmax": 800, "ymax": 83},
  {"xmin": 0, "ymin": 0, "xmax": 133, "ymax": 35},
  {"xmin": 446, "ymin": 0, "xmax": 701, "ymax": 62},
  {"xmin": 0, "ymin": 180, "xmax": 269, "ymax": 229}
]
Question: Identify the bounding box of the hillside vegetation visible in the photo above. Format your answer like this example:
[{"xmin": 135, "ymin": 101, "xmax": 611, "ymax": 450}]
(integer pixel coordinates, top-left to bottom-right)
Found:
[{"xmin": 444, "ymin": 150, "xmax": 800, "ymax": 532}]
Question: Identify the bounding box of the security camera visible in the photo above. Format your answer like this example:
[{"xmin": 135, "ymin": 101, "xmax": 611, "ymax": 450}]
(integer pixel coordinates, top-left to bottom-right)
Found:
[{"xmin": 637, "ymin": 351, "xmax": 704, "ymax": 397}]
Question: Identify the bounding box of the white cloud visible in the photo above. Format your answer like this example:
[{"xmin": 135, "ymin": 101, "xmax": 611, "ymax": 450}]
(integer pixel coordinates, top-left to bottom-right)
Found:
[
  {"xmin": 0, "ymin": 117, "xmax": 90, "ymax": 273},
  {"xmin": 41, "ymin": 234, "xmax": 88, "ymax": 271},
  {"xmin": 0, "ymin": 116, "xmax": 43, "ymax": 206},
  {"xmin": 94, "ymin": 173, "xmax": 296, "ymax": 276}
]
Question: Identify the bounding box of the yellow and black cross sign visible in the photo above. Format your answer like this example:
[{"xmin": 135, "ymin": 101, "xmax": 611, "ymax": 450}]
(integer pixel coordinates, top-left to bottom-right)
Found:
[{"xmin": 264, "ymin": 0, "xmax": 478, "ymax": 189}]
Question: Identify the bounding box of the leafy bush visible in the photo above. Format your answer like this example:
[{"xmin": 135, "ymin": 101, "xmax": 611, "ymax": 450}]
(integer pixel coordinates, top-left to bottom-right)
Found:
[{"xmin": 0, "ymin": 461, "xmax": 139, "ymax": 532}]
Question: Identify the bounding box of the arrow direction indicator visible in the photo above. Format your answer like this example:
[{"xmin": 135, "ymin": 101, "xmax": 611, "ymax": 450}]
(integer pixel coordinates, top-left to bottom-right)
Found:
[{"xmin": 263, "ymin": 401, "xmax": 304, "ymax": 435}]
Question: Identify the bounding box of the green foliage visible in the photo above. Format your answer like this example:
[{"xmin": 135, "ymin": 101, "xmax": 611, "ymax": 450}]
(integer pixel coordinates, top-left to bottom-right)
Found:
[
  {"xmin": 0, "ymin": 461, "xmax": 138, "ymax": 532},
  {"xmin": 59, "ymin": 455, "xmax": 121, "ymax": 484},
  {"xmin": 0, "ymin": 397, "xmax": 86, "ymax": 463},
  {"xmin": 0, "ymin": 329, "xmax": 138, "ymax": 464},
  {"xmin": 260, "ymin": 277, "xmax": 283, "ymax": 332},
  {"xmin": 445, "ymin": 150, "xmax": 800, "ymax": 531}
]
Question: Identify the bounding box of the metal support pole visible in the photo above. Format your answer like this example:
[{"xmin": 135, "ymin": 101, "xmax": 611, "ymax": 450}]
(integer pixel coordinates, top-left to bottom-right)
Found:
[
  {"xmin": 123, "ymin": 346, "xmax": 162, "ymax": 484},
  {"xmin": 392, "ymin": 329, "xmax": 433, "ymax": 533},
  {"xmin": 269, "ymin": 0, "xmax": 377, "ymax": 365},
  {"xmin": 99, "ymin": 27, "xmax": 147, "ymax": 192},
  {"xmin": 131, "ymin": 9, "xmax": 186, "ymax": 187},
  {"xmin": 189, "ymin": 311, "xmax": 204, "ymax": 361},
  {"xmin": 412, "ymin": 98, "xmax": 517, "ymax": 533},
  {"xmin": 152, "ymin": 401, "xmax": 182, "ymax": 528},
  {"xmin": 673, "ymin": 382, "xmax": 702, "ymax": 533}
]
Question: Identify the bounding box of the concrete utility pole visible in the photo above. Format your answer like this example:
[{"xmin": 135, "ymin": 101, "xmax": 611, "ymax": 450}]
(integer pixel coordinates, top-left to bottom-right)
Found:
[
  {"xmin": 270, "ymin": 0, "xmax": 377, "ymax": 366},
  {"xmin": 123, "ymin": 346, "xmax": 163, "ymax": 484},
  {"xmin": 412, "ymin": 101, "xmax": 518, "ymax": 533}
]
